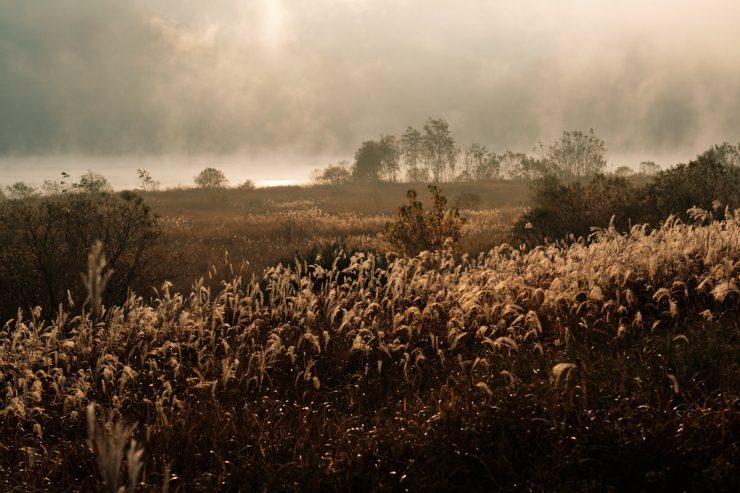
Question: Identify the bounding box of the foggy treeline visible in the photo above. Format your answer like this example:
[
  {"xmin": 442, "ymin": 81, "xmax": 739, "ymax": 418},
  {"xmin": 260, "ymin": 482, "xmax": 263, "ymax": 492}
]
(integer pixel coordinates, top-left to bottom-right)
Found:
[{"xmin": 314, "ymin": 118, "xmax": 740, "ymax": 186}]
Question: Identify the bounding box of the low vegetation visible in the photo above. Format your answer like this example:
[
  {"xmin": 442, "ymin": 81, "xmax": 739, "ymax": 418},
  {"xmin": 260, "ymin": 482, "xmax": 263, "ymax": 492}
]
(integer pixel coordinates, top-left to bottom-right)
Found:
[
  {"xmin": 0, "ymin": 190, "xmax": 160, "ymax": 318},
  {"xmin": 1, "ymin": 142, "xmax": 738, "ymax": 491},
  {"xmin": 1, "ymin": 206, "xmax": 737, "ymax": 491},
  {"xmin": 383, "ymin": 185, "xmax": 466, "ymax": 254},
  {"xmin": 514, "ymin": 149, "xmax": 740, "ymax": 246}
]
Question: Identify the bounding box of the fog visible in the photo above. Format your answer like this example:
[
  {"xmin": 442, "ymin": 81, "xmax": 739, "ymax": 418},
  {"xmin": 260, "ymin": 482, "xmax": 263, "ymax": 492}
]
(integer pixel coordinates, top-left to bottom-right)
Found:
[{"xmin": 1, "ymin": 0, "xmax": 739, "ymax": 187}]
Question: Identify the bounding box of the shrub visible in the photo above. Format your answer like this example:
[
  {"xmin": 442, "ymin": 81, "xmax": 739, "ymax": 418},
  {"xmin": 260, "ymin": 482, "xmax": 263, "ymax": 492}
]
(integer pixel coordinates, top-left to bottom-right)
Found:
[
  {"xmin": 514, "ymin": 145, "xmax": 740, "ymax": 247},
  {"xmin": 0, "ymin": 191, "xmax": 159, "ymax": 320},
  {"xmin": 644, "ymin": 152, "xmax": 740, "ymax": 223},
  {"xmin": 383, "ymin": 185, "xmax": 466, "ymax": 254},
  {"xmin": 236, "ymin": 179, "xmax": 256, "ymax": 190},
  {"xmin": 4, "ymin": 181, "xmax": 38, "ymax": 200},
  {"xmin": 513, "ymin": 175, "xmax": 639, "ymax": 246},
  {"xmin": 312, "ymin": 162, "xmax": 353, "ymax": 185},
  {"xmin": 74, "ymin": 171, "xmax": 113, "ymax": 193}
]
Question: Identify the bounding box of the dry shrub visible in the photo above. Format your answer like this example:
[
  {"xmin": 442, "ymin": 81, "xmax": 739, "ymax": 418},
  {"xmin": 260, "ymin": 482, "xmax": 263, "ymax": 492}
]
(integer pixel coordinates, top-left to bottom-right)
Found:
[{"xmin": 383, "ymin": 185, "xmax": 466, "ymax": 254}]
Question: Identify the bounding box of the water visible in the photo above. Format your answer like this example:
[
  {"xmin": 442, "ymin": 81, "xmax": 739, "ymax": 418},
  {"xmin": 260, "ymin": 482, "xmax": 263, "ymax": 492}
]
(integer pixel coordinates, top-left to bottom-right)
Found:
[{"xmin": 0, "ymin": 154, "xmax": 343, "ymax": 190}]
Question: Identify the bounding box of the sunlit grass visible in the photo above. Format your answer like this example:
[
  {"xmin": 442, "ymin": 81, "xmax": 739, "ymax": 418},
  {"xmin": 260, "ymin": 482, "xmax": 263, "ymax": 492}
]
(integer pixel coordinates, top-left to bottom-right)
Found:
[{"xmin": 1, "ymin": 207, "xmax": 738, "ymax": 490}]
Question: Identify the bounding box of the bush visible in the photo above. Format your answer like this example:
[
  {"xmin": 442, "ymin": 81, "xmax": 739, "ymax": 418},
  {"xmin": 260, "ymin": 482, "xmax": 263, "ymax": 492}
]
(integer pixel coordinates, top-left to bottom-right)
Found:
[
  {"xmin": 0, "ymin": 191, "xmax": 159, "ymax": 320},
  {"xmin": 644, "ymin": 152, "xmax": 740, "ymax": 223},
  {"xmin": 74, "ymin": 170, "xmax": 113, "ymax": 193},
  {"xmin": 4, "ymin": 182, "xmax": 38, "ymax": 200},
  {"xmin": 514, "ymin": 145, "xmax": 740, "ymax": 247},
  {"xmin": 312, "ymin": 162, "xmax": 353, "ymax": 185},
  {"xmin": 236, "ymin": 179, "xmax": 256, "ymax": 190},
  {"xmin": 383, "ymin": 185, "xmax": 466, "ymax": 254},
  {"xmin": 513, "ymin": 175, "xmax": 639, "ymax": 246}
]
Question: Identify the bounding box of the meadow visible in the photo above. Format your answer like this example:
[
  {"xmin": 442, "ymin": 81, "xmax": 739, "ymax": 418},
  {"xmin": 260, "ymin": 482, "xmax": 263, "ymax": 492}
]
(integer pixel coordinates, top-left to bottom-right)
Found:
[
  {"xmin": 0, "ymin": 188, "xmax": 737, "ymax": 491},
  {"xmin": 143, "ymin": 181, "xmax": 529, "ymax": 294},
  {"xmin": 0, "ymin": 178, "xmax": 738, "ymax": 491}
]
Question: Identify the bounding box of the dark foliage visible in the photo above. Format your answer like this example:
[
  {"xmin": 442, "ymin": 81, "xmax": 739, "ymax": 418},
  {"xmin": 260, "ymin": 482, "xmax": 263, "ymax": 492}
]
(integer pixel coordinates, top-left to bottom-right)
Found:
[
  {"xmin": 644, "ymin": 150, "xmax": 740, "ymax": 223},
  {"xmin": 513, "ymin": 175, "xmax": 640, "ymax": 246},
  {"xmin": 514, "ymin": 147, "xmax": 740, "ymax": 247},
  {"xmin": 0, "ymin": 191, "xmax": 160, "ymax": 320}
]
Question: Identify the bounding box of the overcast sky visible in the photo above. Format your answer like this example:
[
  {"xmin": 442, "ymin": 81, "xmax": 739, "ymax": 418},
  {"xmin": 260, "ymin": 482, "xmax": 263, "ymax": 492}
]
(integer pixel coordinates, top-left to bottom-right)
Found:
[{"xmin": 1, "ymin": 0, "xmax": 739, "ymax": 171}]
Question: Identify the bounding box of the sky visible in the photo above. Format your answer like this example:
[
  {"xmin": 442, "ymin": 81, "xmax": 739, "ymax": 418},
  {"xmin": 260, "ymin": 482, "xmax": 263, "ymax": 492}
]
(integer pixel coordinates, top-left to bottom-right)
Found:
[{"xmin": 1, "ymin": 0, "xmax": 739, "ymax": 186}]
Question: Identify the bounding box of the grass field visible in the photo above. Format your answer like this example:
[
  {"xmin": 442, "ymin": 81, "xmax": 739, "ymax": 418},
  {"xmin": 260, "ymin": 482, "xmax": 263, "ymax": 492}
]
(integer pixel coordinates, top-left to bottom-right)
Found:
[
  {"xmin": 144, "ymin": 181, "xmax": 530, "ymax": 294},
  {"xmin": 0, "ymin": 193, "xmax": 737, "ymax": 491}
]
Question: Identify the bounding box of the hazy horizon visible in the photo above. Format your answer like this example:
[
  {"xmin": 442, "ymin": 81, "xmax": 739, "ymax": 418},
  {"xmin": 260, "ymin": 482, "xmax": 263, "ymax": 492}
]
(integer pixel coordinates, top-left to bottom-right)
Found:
[
  {"xmin": 2, "ymin": 0, "xmax": 739, "ymax": 186},
  {"xmin": 0, "ymin": 148, "xmax": 700, "ymax": 190}
]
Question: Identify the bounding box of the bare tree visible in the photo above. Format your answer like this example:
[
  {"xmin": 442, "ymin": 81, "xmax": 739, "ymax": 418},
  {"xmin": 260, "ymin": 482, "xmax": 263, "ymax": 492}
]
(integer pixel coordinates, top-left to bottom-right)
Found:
[
  {"xmin": 543, "ymin": 129, "xmax": 607, "ymax": 178},
  {"xmin": 137, "ymin": 169, "xmax": 160, "ymax": 191}
]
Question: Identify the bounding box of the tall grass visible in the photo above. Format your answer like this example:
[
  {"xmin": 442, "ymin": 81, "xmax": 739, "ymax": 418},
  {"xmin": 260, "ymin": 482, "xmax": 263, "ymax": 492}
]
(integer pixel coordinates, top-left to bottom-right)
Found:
[{"xmin": 1, "ymin": 208, "xmax": 738, "ymax": 491}]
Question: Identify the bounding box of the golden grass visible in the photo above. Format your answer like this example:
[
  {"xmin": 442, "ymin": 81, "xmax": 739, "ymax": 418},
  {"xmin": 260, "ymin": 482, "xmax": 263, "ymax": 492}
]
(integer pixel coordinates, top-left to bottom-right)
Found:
[
  {"xmin": 132, "ymin": 181, "xmax": 529, "ymax": 296},
  {"xmin": 1, "ymin": 208, "xmax": 738, "ymax": 491}
]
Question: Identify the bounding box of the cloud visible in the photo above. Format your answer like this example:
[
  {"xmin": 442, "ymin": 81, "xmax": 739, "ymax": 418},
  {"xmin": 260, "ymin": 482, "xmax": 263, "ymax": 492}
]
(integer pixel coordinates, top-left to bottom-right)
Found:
[{"xmin": 0, "ymin": 0, "xmax": 739, "ymax": 161}]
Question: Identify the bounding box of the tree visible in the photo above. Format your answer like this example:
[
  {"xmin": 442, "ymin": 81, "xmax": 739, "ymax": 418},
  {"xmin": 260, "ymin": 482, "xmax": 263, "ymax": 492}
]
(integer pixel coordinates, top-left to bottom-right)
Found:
[
  {"xmin": 236, "ymin": 179, "xmax": 256, "ymax": 190},
  {"xmin": 499, "ymin": 151, "xmax": 526, "ymax": 180},
  {"xmin": 379, "ymin": 135, "xmax": 401, "ymax": 182},
  {"xmin": 194, "ymin": 167, "xmax": 229, "ymax": 188},
  {"xmin": 462, "ymin": 143, "xmax": 485, "ymax": 181},
  {"xmin": 313, "ymin": 161, "xmax": 352, "ymax": 185},
  {"xmin": 353, "ymin": 137, "xmax": 400, "ymax": 183},
  {"xmin": 406, "ymin": 166, "xmax": 431, "ymax": 183},
  {"xmin": 137, "ymin": 169, "xmax": 160, "ymax": 191},
  {"xmin": 698, "ymin": 142, "xmax": 740, "ymax": 168},
  {"xmin": 462, "ymin": 143, "xmax": 500, "ymax": 181},
  {"xmin": 353, "ymin": 140, "xmax": 385, "ymax": 182},
  {"xmin": 543, "ymin": 129, "xmax": 607, "ymax": 178},
  {"xmin": 401, "ymin": 126, "xmax": 423, "ymax": 180},
  {"xmin": 639, "ymin": 161, "xmax": 661, "ymax": 175},
  {"xmin": 0, "ymin": 191, "xmax": 160, "ymax": 319},
  {"xmin": 383, "ymin": 185, "xmax": 466, "ymax": 254},
  {"xmin": 614, "ymin": 165, "xmax": 634, "ymax": 177},
  {"xmin": 41, "ymin": 179, "xmax": 65, "ymax": 196},
  {"xmin": 499, "ymin": 151, "xmax": 551, "ymax": 181},
  {"xmin": 42, "ymin": 172, "xmax": 73, "ymax": 196},
  {"xmin": 512, "ymin": 175, "xmax": 639, "ymax": 247},
  {"xmin": 421, "ymin": 118, "xmax": 457, "ymax": 182}
]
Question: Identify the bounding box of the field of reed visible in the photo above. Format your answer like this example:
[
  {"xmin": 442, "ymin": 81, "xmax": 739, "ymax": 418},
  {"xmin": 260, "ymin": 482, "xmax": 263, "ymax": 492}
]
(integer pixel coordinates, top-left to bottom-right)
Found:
[
  {"xmin": 1, "ymin": 206, "xmax": 738, "ymax": 491},
  {"xmin": 146, "ymin": 182, "xmax": 527, "ymax": 293}
]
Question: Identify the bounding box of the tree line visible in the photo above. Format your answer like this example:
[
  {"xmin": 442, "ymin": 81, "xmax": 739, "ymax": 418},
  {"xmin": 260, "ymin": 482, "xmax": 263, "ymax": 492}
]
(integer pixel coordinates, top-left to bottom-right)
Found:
[{"xmin": 314, "ymin": 118, "xmax": 740, "ymax": 185}]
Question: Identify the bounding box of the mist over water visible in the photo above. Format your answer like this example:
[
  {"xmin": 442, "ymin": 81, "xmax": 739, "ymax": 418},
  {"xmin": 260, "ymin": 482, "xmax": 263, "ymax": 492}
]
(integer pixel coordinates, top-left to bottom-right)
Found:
[
  {"xmin": 1, "ymin": 1, "xmax": 739, "ymax": 184},
  {"xmin": 0, "ymin": 154, "xmax": 337, "ymax": 190},
  {"xmin": 0, "ymin": 147, "xmax": 702, "ymax": 190}
]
